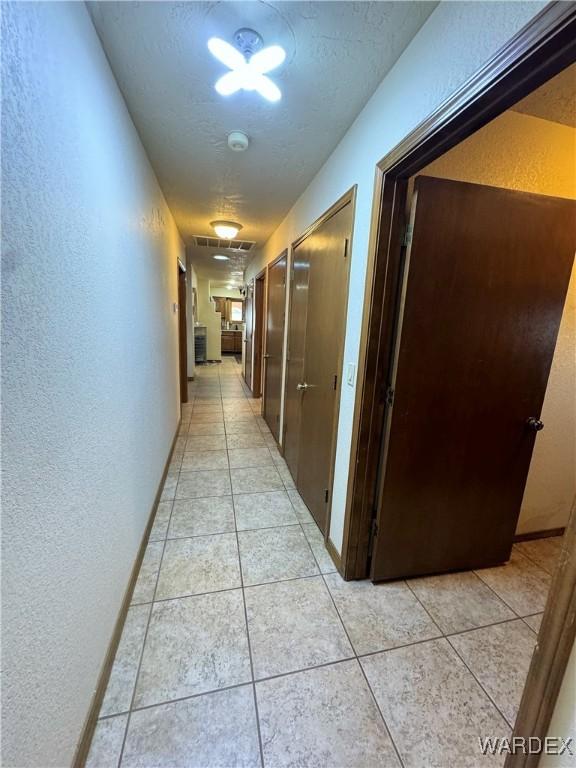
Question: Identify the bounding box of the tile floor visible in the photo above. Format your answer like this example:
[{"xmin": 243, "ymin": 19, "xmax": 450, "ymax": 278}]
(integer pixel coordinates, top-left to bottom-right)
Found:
[{"xmin": 87, "ymin": 356, "xmax": 562, "ymax": 768}]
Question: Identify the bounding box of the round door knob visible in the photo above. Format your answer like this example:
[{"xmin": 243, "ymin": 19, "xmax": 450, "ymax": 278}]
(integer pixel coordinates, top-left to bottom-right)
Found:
[
  {"xmin": 526, "ymin": 417, "xmax": 544, "ymax": 432},
  {"xmin": 296, "ymin": 382, "xmax": 308, "ymax": 391}
]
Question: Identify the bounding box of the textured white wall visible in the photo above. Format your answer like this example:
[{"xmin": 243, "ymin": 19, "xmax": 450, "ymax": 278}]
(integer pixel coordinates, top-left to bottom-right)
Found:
[
  {"xmin": 422, "ymin": 111, "xmax": 576, "ymax": 535},
  {"xmin": 245, "ymin": 0, "xmax": 548, "ymax": 554},
  {"xmin": 1, "ymin": 3, "xmax": 183, "ymax": 766}
]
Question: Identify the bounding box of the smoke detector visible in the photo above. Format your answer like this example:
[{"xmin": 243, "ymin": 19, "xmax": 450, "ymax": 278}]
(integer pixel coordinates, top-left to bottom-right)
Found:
[{"xmin": 228, "ymin": 131, "xmax": 249, "ymax": 152}]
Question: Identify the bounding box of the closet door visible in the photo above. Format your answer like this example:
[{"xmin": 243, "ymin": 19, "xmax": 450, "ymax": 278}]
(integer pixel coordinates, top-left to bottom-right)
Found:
[{"xmin": 284, "ymin": 198, "xmax": 353, "ymax": 533}]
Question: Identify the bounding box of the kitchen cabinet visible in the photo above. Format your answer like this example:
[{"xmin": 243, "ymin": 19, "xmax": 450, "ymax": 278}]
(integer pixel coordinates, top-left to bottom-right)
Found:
[{"xmin": 221, "ymin": 330, "xmax": 242, "ymax": 354}]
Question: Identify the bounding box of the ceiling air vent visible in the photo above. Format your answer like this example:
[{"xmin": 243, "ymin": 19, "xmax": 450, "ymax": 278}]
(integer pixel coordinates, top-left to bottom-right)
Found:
[{"xmin": 193, "ymin": 235, "xmax": 255, "ymax": 251}]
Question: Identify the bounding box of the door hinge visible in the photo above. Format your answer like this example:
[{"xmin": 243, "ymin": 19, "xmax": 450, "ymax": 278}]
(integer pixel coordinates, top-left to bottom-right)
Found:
[
  {"xmin": 324, "ymin": 489, "xmax": 329, "ymax": 504},
  {"xmin": 333, "ymin": 374, "xmax": 338, "ymax": 390},
  {"xmin": 402, "ymin": 224, "xmax": 413, "ymax": 247},
  {"xmin": 386, "ymin": 387, "xmax": 394, "ymax": 407},
  {"xmin": 343, "ymin": 238, "xmax": 349, "ymax": 258}
]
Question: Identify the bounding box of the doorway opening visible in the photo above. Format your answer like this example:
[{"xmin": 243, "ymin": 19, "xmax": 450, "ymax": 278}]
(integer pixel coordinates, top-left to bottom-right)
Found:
[{"xmin": 177, "ymin": 260, "xmax": 188, "ymax": 405}]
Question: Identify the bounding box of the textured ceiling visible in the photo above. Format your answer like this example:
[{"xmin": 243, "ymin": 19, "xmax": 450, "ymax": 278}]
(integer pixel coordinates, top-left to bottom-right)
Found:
[
  {"xmin": 512, "ymin": 63, "xmax": 576, "ymax": 128},
  {"xmin": 88, "ymin": 1, "xmax": 435, "ymax": 279}
]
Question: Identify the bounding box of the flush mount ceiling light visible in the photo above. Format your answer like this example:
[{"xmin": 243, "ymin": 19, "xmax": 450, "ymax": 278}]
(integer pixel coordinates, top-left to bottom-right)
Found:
[
  {"xmin": 208, "ymin": 28, "xmax": 285, "ymax": 103},
  {"xmin": 211, "ymin": 220, "xmax": 242, "ymax": 239},
  {"xmin": 213, "ymin": 254, "xmax": 230, "ymax": 261}
]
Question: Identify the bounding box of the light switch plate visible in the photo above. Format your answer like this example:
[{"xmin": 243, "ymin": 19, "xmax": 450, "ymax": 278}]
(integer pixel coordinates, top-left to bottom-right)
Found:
[{"xmin": 346, "ymin": 363, "xmax": 356, "ymax": 387}]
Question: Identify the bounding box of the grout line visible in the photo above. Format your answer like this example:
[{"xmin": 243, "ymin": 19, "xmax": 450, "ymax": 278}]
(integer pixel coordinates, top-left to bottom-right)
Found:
[
  {"xmin": 226, "ymin": 368, "xmax": 266, "ymax": 768},
  {"xmin": 445, "ymin": 635, "xmax": 517, "ymax": 731}
]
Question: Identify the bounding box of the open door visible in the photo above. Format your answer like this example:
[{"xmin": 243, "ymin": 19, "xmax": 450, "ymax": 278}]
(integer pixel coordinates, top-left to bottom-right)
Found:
[
  {"xmin": 177, "ymin": 262, "xmax": 188, "ymax": 404},
  {"xmin": 263, "ymin": 251, "xmax": 287, "ymax": 442},
  {"xmin": 372, "ymin": 176, "xmax": 575, "ymax": 581}
]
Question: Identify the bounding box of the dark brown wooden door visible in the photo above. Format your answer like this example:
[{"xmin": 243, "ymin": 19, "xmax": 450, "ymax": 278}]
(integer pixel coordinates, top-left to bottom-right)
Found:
[
  {"xmin": 284, "ymin": 244, "xmax": 310, "ymax": 479},
  {"xmin": 244, "ymin": 281, "xmax": 254, "ymax": 389},
  {"xmin": 178, "ymin": 266, "xmax": 188, "ymax": 404},
  {"xmin": 252, "ymin": 274, "xmax": 265, "ymax": 399},
  {"xmin": 284, "ymin": 201, "xmax": 353, "ymax": 532},
  {"xmin": 372, "ymin": 176, "xmax": 576, "ymax": 581},
  {"xmin": 263, "ymin": 252, "xmax": 287, "ymax": 442},
  {"xmin": 297, "ymin": 204, "xmax": 352, "ymax": 531}
]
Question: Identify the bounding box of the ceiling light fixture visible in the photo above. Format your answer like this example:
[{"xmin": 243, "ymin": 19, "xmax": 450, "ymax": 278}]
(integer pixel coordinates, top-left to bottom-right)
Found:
[
  {"xmin": 211, "ymin": 220, "xmax": 242, "ymax": 239},
  {"xmin": 208, "ymin": 28, "xmax": 285, "ymax": 103},
  {"xmin": 213, "ymin": 254, "xmax": 230, "ymax": 261}
]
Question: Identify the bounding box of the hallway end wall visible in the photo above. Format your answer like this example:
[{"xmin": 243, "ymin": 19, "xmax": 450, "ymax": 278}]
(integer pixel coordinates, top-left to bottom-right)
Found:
[
  {"xmin": 245, "ymin": 0, "xmax": 548, "ymax": 555},
  {"xmin": 1, "ymin": 3, "xmax": 183, "ymax": 766}
]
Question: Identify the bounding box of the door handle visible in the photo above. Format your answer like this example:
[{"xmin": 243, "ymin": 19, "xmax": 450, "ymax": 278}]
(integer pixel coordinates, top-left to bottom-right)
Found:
[
  {"xmin": 526, "ymin": 417, "xmax": 544, "ymax": 432},
  {"xmin": 296, "ymin": 382, "xmax": 316, "ymax": 391},
  {"xmin": 263, "ymin": 354, "xmax": 270, "ymax": 359}
]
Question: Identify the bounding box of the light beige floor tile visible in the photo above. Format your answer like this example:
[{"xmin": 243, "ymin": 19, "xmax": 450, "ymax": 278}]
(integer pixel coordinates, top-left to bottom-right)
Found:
[
  {"xmin": 224, "ymin": 413, "xmax": 259, "ymax": 424},
  {"xmin": 287, "ymin": 490, "xmax": 315, "ymax": 524},
  {"xmin": 155, "ymin": 533, "xmax": 241, "ymax": 599},
  {"xmin": 276, "ymin": 462, "xmax": 296, "ymax": 489},
  {"xmin": 257, "ymin": 660, "xmax": 401, "ymax": 768},
  {"xmin": 123, "ymin": 686, "xmax": 260, "ymax": 768},
  {"xmin": 231, "ymin": 466, "xmax": 284, "ymax": 495},
  {"xmin": 187, "ymin": 422, "xmax": 225, "ymax": 436},
  {"xmin": 361, "ymin": 638, "xmax": 510, "ymax": 768},
  {"xmin": 185, "ymin": 435, "xmax": 226, "ymax": 452},
  {"xmin": 159, "ymin": 474, "xmax": 177, "ymax": 502},
  {"xmin": 86, "ymin": 714, "xmax": 128, "ymax": 768},
  {"xmin": 134, "ymin": 590, "xmax": 251, "ymax": 708},
  {"xmin": 234, "ymin": 490, "xmax": 298, "ymax": 530},
  {"xmin": 131, "ymin": 541, "xmax": 163, "ymax": 605},
  {"xmin": 245, "ymin": 577, "xmax": 353, "ymax": 679},
  {"xmin": 168, "ymin": 497, "xmax": 235, "ymax": 538},
  {"xmin": 409, "ymin": 570, "xmax": 515, "ymax": 634},
  {"xmin": 325, "ymin": 574, "xmax": 440, "ymax": 655},
  {"xmin": 175, "ymin": 469, "xmax": 231, "ymax": 499},
  {"xmin": 192, "ymin": 404, "xmax": 223, "ymax": 414},
  {"xmin": 238, "ymin": 525, "xmax": 319, "ymax": 585},
  {"xmin": 225, "ymin": 421, "xmax": 261, "ymax": 435},
  {"xmin": 302, "ymin": 522, "xmax": 337, "ymax": 574},
  {"xmin": 513, "ymin": 537, "xmax": 562, "ymax": 575},
  {"xmin": 188, "ymin": 412, "xmax": 224, "ymax": 424},
  {"xmin": 228, "ymin": 447, "xmax": 274, "ymax": 470},
  {"xmin": 226, "ymin": 433, "xmax": 265, "ymax": 449},
  {"xmin": 475, "ymin": 551, "xmax": 551, "ymax": 617},
  {"xmin": 100, "ymin": 604, "xmax": 150, "ymax": 716},
  {"xmin": 523, "ymin": 613, "xmax": 543, "ymax": 633},
  {"xmin": 180, "ymin": 450, "xmax": 229, "ymax": 472},
  {"xmin": 149, "ymin": 501, "xmax": 172, "ymax": 542},
  {"xmin": 449, "ymin": 619, "xmax": 536, "ymax": 727}
]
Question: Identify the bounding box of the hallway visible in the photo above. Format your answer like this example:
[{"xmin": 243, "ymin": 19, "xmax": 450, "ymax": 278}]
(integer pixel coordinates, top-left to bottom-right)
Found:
[{"xmin": 87, "ymin": 357, "xmax": 557, "ymax": 768}]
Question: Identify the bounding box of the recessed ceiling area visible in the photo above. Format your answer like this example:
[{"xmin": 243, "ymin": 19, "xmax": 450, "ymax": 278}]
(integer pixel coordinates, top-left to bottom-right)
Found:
[
  {"xmin": 88, "ymin": 1, "xmax": 436, "ymax": 281},
  {"xmin": 511, "ymin": 62, "xmax": 576, "ymax": 128}
]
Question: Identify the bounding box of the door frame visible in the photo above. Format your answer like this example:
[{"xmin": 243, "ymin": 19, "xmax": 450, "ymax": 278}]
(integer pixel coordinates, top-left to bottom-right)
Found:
[
  {"xmin": 263, "ymin": 249, "xmax": 288, "ymax": 444},
  {"xmin": 339, "ymin": 2, "xmax": 575, "ymax": 761},
  {"xmin": 252, "ymin": 268, "xmax": 267, "ymax": 399},
  {"xmin": 282, "ymin": 187, "xmax": 356, "ymax": 549},
  {"xmin": 177, "ymin": 259, "xmax": 188, "ymax": 405}
]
